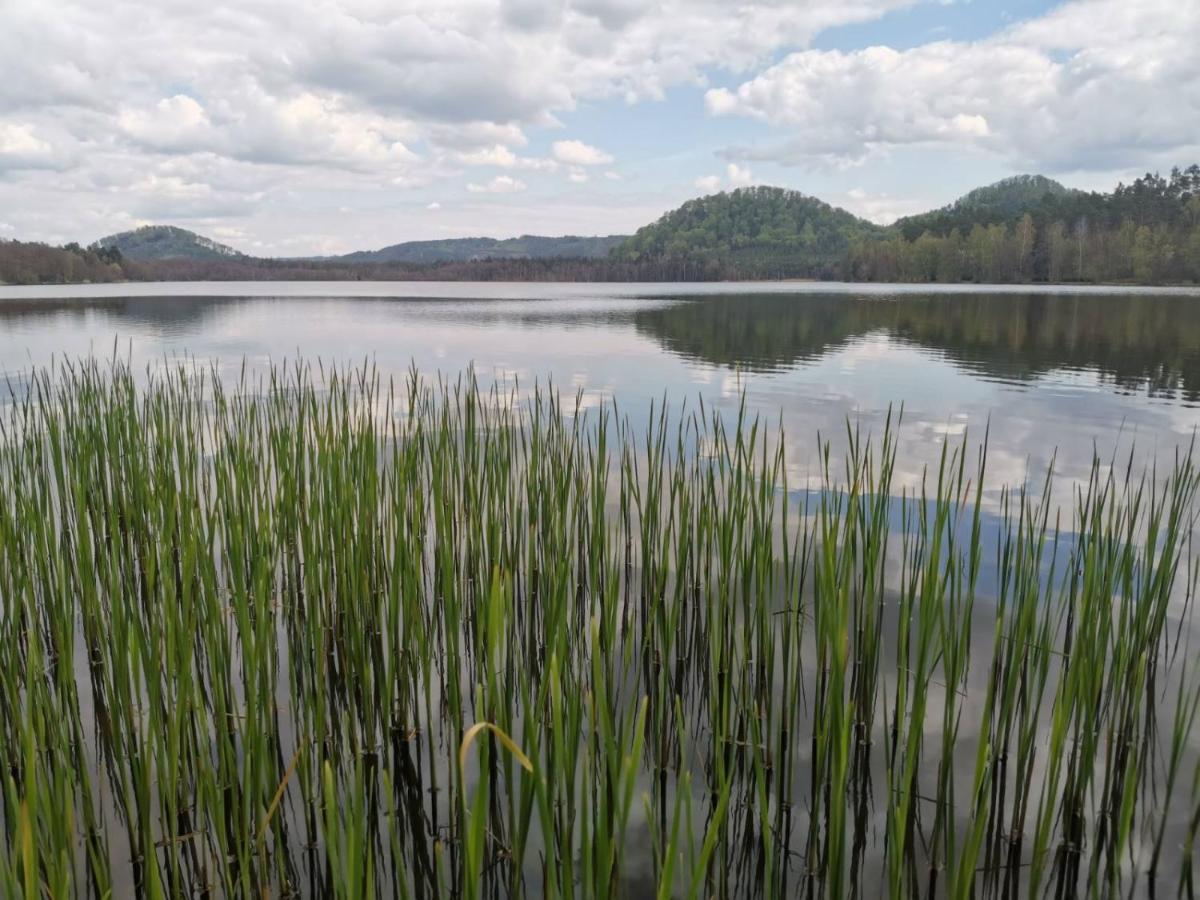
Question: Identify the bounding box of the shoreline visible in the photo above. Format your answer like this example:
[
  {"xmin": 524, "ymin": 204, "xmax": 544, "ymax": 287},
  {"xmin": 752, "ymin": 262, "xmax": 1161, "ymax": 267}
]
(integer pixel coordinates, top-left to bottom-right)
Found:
[{"xmin": 4, "ymin": 278, "xmax": 1200, "ymax": 302}]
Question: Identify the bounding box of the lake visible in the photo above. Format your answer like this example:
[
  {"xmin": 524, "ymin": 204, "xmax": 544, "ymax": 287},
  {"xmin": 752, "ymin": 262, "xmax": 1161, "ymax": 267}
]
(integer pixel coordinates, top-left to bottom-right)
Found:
[
  {"xmin": 3, "ymin": 280, "xmax": 1200, "ymax": 498},
  {"xmin": 4, "ymin": 280, "xmax": 1200, "ymax": 897}
]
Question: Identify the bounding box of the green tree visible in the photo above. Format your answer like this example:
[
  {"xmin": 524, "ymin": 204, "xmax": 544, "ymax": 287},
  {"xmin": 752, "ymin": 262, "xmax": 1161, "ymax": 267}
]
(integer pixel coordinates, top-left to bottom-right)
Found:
[{"xmin": 1016, "ymin": 213, "xmax": 1036, "ymax": 279}]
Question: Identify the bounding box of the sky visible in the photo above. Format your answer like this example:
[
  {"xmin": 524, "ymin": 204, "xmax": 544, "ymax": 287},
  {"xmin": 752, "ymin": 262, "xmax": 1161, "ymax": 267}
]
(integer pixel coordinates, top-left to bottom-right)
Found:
[{"xmin": 0, "ymin": 0, "xmax": 1197, "ymax": 256}]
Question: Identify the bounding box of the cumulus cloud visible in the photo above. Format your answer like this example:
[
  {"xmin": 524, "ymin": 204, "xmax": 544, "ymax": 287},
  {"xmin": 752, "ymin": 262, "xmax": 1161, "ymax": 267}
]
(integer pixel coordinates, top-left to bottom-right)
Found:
[
  {"xmin": 214, "ymin": 90, "xmax": 422, "ymax": 171},
  {"xmin": 211, "ymin": 225, "xmax": 248, "ymax": 240},
  {"xmin": 551, "ymin": 139, "xmax": 614, "ymax": 166},
  {"xmin": 0, "ymin": 0, "xmax": 1195, "ymax": 250},
  {"xmin": 455, "ymin": 144, "xmax": 562, "ymax": 172},
  {"xmin": 123, "ymin": 172, "xmax": 264, "ymax": 219},
  {"xmin": 118, "ymin": 95, "xmax": 213, "ymax": 152},
  {"xmin": 726, "ymin": 163, "xmax": 754, "ymax": 186},
  {"xmin": 693, "ymin": 164, "xmax": 755, "ymax": 193},
  {"xmin": 501, "ymin": 0, "xmax": 567, "ymax": 31},
  {"xmin": 467, "ymin": 175, "xmax": 527, "ymax": 193},
  {"xmin": 456, "ymin": 144, "xmax": 520, "ymax": 167},
  {"xmin": 841, "ymin": 187, "xmax": 928, "ymax": 224},
  {"xmin": 113, "ymin": 87, "xmax": 423, "ymax": 176},
  {"xmin": 0, "ymin": 122, "xmax": 61, "ymax": 170},
  {"xmin": 5, "ymin": 0, "xmax": 912, "ymax": 245},
  {"xmin": 0, "ymin": 123, "xmax": 49, "ymax": 155},
  {"xmin": 12, "ymin": 0, "xmax": 906, "ymax": 129},
  {"xmin": 706, "ymin": 0, "xmax": 1200, "ymax": 170}
]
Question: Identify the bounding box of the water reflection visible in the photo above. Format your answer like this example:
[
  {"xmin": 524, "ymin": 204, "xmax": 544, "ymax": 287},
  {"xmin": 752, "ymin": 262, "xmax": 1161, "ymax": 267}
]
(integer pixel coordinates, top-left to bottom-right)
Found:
[
  {"xmin": 1, "ymin": 287, "xmax": 1198, "ymax": 504},
  {"xmin": 633, "ymin": 292, "xmax": 1200, "ymax": 402},
  {"xmin": 3, "ymin": 290, "xmax": 1200, "ymax": 403}
]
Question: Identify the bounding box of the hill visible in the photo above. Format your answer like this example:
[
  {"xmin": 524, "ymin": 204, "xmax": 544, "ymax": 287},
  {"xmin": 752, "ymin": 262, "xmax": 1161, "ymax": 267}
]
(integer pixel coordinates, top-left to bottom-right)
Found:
[
  {"xmin": 950, "ymin": 175, "xmax": 1076, "ymax": 213},
  {"xmin": 6, "ymin": 164, "xmax": 1197, "ymax": 286},
  {"xmin": 94, "ymin": 226, "xmax": 247, "ymax": 261},
  {"xmin": 611, "ymin": 186, "xmax": 882, "ymax": 279},
  {"xmin": 852, "ymin": 166, "xmax": 1200, "ymax": 283},
  {"xmin": 338, "ymin": 234, "xmax": 626, "ymax": 264},
  {"xmin": 894, "ymin": 175, "xmax": 1081, "ymax": 240}
]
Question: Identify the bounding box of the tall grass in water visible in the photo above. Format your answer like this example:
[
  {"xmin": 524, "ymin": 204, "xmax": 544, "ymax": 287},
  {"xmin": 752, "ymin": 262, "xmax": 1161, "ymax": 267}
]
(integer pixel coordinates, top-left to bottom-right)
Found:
[{"xmin": 0, "ymin": 358, "xmax": 1198, "ymax": 899}]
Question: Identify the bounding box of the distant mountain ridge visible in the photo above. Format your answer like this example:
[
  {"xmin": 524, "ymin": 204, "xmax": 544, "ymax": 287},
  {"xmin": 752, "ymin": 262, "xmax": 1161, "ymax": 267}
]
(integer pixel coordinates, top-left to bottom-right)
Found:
[
  {"xmin": 337, "ymin": 234, "xmax": 626, "ymax": 264},
  {"xmin": 94, "ymin": 226, "xmax": 247, "ymax": 261}
]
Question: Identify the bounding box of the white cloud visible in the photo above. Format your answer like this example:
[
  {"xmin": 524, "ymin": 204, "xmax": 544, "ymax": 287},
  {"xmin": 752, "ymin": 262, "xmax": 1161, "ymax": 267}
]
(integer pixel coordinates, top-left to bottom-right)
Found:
[
  {"xmin": 302, "ymin": 0, "xmax": 913, "ymax": 119},
  {"xmin": 426, "ymin": 201, "xmax": 442, "ymax": 210},
  {"xmin": 392, "ymin": 172, "xmax": 434, "ymax": 188},
  {"xmin": 122, "ymin": 172, "xmax": 263, "ymax": 219},
  {"xmin": 115, "ymin": 88, "xmax": 423, "ymax": 174},
  {"xmin": 224, "ymin": 90, "xmax": 421, "ymax": 171},
  {"xmin": 726, "ymin": 162, "xmax": 754, "ymax": 186},
  {"xmin": 567, "ymin": 167, "xmax": 588, "ymax": 183},
  {"xmin": 705, "ymin": 0, "xmax": 1200, "ymax": 171},
  {"xmin": 0, "ymin": 122, "xmax": 60, "ymax": 170},
  {"xmin": 118, "ymin": 94, "xmax": 213, "ymax": 151},
  {"xmin": 501, "ymin": 0, "xmax": 567, "ymax": 31},
  {"xmin": 694, "ymin": 164, "xmax": 754, "ymax": 193},
  {"xmin": 466, "ymin": 175, "xmax": 527, "ymax": 193},
  {"xmin": 551, "ymin": 139, "xmax": 614, "ymax": 166},
  {"xmin": 211, "ymin": 225, "xmax": 249, "ymax": 240},
  {"xmin": 841, "ymin": 187, "xmax": 927, "ymax": 224},
  {"xmin": 0, "ymin": 0, "xmax": 1195, "ymax": 251},
  {"xmin": 456, "ymin": 144, "xmax": 520, "ymax": 167},
  {"xmin": 128, "ymin": 174, "xmax": 212, "ymax": 201},
  {"xmin": 0, "ymin": 123, "xmax": 51, "ymax": 156},
  {"xmin": 426, "ymin": 122, "xmax": 530, "ymax": 151},
  {"xmin": 454, "ymin": 145, "xmax": 560, "ymax": 170}
]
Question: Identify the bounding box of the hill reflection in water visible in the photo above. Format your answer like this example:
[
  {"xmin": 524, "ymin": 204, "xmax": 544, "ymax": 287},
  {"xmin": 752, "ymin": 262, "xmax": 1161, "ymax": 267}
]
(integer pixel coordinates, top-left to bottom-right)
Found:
[{"xmin": 633, "ymin": 292, "xmax": 1200, "ymax": 403}]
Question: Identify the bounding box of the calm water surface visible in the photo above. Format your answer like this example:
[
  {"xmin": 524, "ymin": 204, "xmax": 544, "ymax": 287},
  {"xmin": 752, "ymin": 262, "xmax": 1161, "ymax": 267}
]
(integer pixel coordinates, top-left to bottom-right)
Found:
[
  {"xmin": 3, "ymin": 280, "xmax": 1199, "ymax": 496},
  {"xmin": 5, "ymin": 280, "xmax": 1200, "ymax": 896}
]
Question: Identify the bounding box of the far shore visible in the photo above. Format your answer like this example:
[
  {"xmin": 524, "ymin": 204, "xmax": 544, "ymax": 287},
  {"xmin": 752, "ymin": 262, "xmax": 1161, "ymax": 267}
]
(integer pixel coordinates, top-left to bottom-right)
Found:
[{"xmin": 4, "ymin": 278, "xmax": 1200, "ymax": 302}]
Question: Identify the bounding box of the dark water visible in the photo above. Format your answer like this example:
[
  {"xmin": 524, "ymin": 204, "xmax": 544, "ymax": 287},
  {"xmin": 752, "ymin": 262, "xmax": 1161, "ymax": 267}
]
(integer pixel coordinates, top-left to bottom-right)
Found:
[{"xmin": 2, "ymin": 281, "xmax": 1199, "ymax": 499}]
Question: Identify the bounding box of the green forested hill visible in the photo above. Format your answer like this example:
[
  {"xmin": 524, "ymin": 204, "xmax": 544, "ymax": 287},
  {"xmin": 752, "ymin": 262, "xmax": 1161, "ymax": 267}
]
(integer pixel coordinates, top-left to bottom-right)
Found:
[
  {"xmin": 894, "ymin": 175, "xmax": 1079, "ymax": 240},
  {"xmin": 852, "ymin": 166, "xmax": 1200, "ymax": 284},
  {"xmin": 609, "ymin": 168, "xmax": 1200, "ymax": 284},
  {"xmin": 94, "ymin": 226, "xmax": 247, "ymax": 261},
  {"xmin": 610, "ymin": 186, "xmax": 883, "ymax": 279}
]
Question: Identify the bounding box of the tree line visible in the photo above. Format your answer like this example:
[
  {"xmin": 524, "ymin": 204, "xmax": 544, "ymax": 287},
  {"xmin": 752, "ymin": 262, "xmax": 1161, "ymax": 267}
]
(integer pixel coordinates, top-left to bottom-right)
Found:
[
  {"xmin": 114, "ymin": 256, "xmax": 709, "ymax": 282},
  {"xmin": 0, "ymin": 240, "xmax": 127, "ymax": 286},
  {"xmin": 848, "ymin": 213, "xmax": 1200, "ymax": 284},
  {"xmin": 0, "ymin": 244, "xmax": 701, "ymax": 284},
  {"xmin": 854, "ymin": 167, "xmax": 1200, "ymax": 284}
]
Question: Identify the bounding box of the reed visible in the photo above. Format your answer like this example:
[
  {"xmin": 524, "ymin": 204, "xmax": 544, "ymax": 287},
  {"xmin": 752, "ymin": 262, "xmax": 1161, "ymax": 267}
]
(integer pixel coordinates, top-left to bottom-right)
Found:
[{"xmin": 0, "ymin": 357, "xmax": 1197, "ymax": 898}]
